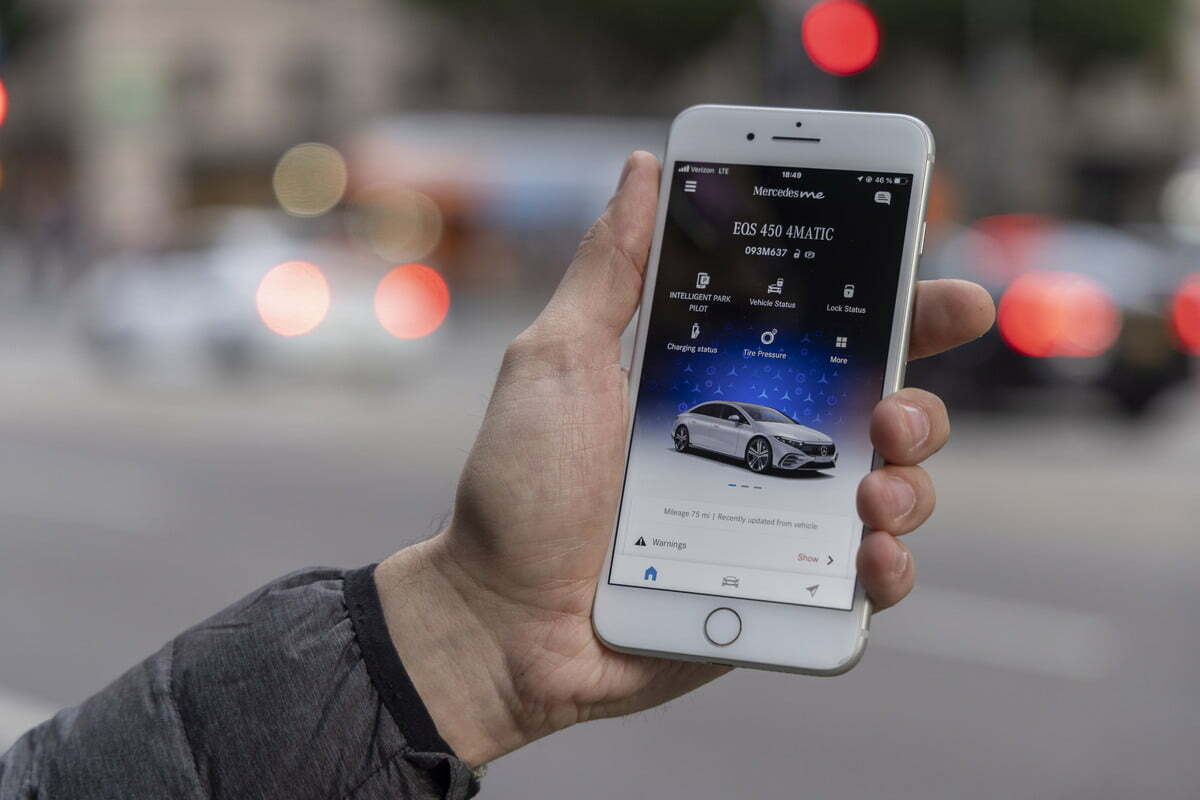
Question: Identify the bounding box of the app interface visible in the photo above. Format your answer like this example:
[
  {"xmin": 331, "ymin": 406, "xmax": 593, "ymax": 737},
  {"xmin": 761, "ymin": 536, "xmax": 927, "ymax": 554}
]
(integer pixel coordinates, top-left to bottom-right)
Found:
[{"xmin": 608, "ymin": 161, "xmax": 915, "ymax": 610}]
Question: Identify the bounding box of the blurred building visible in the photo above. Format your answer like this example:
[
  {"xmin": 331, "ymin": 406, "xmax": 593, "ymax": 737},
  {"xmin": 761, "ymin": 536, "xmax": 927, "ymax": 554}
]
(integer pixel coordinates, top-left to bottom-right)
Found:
[
  {"xmin": 4, "ymin": 0, "xmax": 432, "ymax": 251},
  {"xmin": 852, "ymin": 13, "xmax": 1189, "ymax": 225},
  {"xmin": 6, "ymin": 0, "xmax": 1200, "ymax": 259}
]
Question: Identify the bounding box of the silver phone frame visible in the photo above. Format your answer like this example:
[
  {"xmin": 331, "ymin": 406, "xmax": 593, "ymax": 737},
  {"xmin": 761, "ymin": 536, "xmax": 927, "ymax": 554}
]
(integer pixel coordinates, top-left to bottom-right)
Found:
[{"xmin": 592, "ymin": 104, "xmax": 935, "ymax": 675}]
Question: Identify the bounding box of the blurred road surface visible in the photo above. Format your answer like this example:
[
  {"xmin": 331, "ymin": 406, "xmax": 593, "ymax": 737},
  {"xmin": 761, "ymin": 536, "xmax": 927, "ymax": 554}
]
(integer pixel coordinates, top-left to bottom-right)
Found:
[{"xmin": 1, "ymin": 309, "xmax": 1199, "ymax": 798}]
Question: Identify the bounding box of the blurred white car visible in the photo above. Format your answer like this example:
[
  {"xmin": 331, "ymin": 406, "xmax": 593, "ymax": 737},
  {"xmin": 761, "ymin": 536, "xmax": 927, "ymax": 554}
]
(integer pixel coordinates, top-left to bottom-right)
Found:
[{"xmin": 74, "ymin": 208, "xmax": 440, "ymax": 386}]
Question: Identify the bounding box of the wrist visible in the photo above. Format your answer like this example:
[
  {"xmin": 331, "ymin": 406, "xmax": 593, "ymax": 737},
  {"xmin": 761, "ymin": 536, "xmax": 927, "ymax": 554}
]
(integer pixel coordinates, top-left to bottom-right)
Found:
[{"xmin": 373, "ymin": 536, "xmax": 535, "ymax": 766}]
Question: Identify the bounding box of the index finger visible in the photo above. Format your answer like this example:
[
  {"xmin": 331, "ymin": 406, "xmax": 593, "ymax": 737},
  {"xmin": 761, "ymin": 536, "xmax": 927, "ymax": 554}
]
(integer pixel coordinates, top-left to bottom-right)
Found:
[{"xmin": 907, "ymin": 279, "xmax": 995, "ymax": 361}]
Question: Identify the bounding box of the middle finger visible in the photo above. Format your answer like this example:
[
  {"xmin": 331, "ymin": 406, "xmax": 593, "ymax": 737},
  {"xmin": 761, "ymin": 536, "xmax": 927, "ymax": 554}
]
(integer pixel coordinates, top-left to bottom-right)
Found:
[{"xmin": 857, "ymin": 464, "xmax": 936, "ymax": 536}]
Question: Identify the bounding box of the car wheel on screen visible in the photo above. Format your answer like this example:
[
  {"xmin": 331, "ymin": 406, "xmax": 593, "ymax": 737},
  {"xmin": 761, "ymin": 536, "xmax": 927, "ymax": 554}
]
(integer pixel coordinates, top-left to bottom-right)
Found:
[
  {"xmin": 745, "ymin": 436, "xmax": 772, "ymax": 473},
  {"xmin": 673, "ymin": 425, "xmax": 690, "ymax": 452}
]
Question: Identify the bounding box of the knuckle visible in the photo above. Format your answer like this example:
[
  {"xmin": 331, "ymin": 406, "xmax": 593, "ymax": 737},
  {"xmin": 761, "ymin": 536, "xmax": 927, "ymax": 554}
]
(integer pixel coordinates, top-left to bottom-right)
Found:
[
  {"xmin": 580, "ymin": 211, "xmax": 644, "ymax": 278},
  {"xmin": 576, "ymin": 211, "xmax": 615, "ymax": 262},
  {"xmin": 503, "ymin": 323, "xmax": 586, "ymax": 375},
  {"xmin": 895, "ymin": 386, "xmax": 936, "ymax": 408}
]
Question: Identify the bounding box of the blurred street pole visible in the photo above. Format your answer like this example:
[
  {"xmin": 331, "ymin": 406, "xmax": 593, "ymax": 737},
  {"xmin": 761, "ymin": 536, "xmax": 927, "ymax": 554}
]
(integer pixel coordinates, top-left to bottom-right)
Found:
[
  {"xmin": 763, "ymin": 0, "xmax": 839, "ymax": 108},
  {"xmin": 1176, "ymin": 0, "xmax": 1200, "ymax": 152}
]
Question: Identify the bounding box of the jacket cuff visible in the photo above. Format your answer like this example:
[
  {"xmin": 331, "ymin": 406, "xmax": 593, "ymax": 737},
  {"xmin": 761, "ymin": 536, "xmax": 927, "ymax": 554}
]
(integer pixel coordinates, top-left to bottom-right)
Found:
[{"xmin": 344, "ymin": 564, "xmax": 457, "ymax": 757}]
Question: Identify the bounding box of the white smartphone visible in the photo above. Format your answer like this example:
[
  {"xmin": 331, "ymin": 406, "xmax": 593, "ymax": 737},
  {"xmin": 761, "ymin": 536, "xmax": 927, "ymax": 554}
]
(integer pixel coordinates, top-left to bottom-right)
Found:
[{"xmin": 592, "ymin": 105, "xmax": 934, "ymax": 675}]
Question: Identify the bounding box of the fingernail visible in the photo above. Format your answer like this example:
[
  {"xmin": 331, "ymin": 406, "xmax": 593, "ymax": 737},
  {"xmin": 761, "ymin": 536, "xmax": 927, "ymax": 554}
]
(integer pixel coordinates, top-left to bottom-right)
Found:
[
  {"xmin": 892, "ymin": 545, "xmax": 910, "ymax": 577},
  {"xmin": 616, "ymin": 152, "xmax": 637, "ymax": 190},
  {"xmin": 886, "ymin": 475, "xmax": 916, "ymax": 520},
  {"xmin": 898, "ymin": 401, "xmax": 930, "ymax": 450}
]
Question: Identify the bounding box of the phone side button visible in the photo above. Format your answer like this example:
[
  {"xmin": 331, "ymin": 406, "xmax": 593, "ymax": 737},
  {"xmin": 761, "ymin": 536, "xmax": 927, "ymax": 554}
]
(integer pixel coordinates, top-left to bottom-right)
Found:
[
  {"xmin": 918, "ymin": 221, "xmax": 928, "ymax": 255},
  {"xmin": 704, "ymin": 608, "xmax": 742, "ymax": 647}
]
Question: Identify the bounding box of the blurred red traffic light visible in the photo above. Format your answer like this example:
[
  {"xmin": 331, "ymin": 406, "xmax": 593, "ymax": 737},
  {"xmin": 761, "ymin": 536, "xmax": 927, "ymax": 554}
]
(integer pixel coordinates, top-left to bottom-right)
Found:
[
  {"xmin": 0, "ymin": 79, "xmax": 9, "ymax": 128},
  {"xmin": 998, "ymin": 272, "xmax": 1121, "ymax": 358},
  {"xmin": 1170, "ymin": 274, "xmax": 1200, "ymax": 355},
  {"xmin": 802, "ymin": 0, "xmax": 881, "ymax": 76}
]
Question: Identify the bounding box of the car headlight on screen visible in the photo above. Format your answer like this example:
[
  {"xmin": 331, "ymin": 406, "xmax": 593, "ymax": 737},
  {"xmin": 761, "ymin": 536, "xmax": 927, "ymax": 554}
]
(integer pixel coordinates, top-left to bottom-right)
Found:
[{"xmin": 773, "ymin": 436, "xmax": 805, "ymax": 449}]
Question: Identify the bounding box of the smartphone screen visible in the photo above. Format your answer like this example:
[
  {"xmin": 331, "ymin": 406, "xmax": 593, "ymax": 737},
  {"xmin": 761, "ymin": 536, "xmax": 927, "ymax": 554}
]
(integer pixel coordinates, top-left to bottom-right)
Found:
[{"xmin": 608, "ymin": 161, "xmax": 915, "ymax": 611}]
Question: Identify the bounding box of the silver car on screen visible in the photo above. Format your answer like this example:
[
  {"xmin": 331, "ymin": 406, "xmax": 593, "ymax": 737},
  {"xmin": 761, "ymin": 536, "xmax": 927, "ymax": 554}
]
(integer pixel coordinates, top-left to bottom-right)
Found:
[{"xmin": 672, "ymin": 401, "xmax": 837, "ymax": 473}]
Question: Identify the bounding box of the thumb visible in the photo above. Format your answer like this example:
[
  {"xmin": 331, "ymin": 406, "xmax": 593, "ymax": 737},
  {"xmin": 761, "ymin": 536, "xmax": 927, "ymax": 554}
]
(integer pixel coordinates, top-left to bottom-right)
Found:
[{"xmin": 536, "ymin": 150, "xmax": 661, "ymax": 347}]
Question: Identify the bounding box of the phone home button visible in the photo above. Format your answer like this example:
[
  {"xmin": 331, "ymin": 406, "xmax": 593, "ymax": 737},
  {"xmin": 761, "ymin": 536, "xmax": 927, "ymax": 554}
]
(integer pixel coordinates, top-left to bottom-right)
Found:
[{"xmin": 704, "ymin": 608, "xmax": 742, "ymax": 647}]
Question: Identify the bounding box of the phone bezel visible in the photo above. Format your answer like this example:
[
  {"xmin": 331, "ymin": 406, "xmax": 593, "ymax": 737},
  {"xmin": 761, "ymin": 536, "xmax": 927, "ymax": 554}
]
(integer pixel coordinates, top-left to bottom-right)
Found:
[{"xmin": 592, "ymin": 105, "xmax": 935, "ymax": 675}]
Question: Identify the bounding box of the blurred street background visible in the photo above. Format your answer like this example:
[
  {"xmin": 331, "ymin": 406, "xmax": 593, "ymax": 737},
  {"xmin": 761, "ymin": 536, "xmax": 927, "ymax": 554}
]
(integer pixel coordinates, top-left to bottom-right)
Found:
[{"xmin": 2, "ymin": 0, "xmax": 1200, "ymax": 797}]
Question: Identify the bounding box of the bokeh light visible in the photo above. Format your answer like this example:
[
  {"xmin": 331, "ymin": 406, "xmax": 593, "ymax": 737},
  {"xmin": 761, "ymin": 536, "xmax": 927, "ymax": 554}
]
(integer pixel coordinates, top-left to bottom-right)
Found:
[
  {"xmin": 998, "ymin": 272, "xmax": 1121, "ymax": 358},
  {"xmin": 0, "ymin": 79, "xmax": 8, "ymax": 128},
  {"xmin": 374, "ymin": 264, "xmax": 450, "ymax": 339},
  {"xmin": 1170, "ymin": 273, "xmax": 1200, "ymax": 355},
  {"xmin": 349, "ymin": 186, "xmax": 443, "ymax": 263},
  {"xmin": 256, "ymin": 261, "xmax": 332, "ymax": 337},
  {"xmin": 802, "ymin": 0, "xmax": 880, "ymax": 76},
  {"xmin": 272, "ymin": 143, "xmax": 349, "ymax": 218}
]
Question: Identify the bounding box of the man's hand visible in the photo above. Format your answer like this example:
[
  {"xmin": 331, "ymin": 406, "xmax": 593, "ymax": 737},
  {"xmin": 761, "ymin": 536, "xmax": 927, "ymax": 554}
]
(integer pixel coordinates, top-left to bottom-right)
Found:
[{"xmin": 375, "ymin": 151, "xmax": 995, "ymax": 766}]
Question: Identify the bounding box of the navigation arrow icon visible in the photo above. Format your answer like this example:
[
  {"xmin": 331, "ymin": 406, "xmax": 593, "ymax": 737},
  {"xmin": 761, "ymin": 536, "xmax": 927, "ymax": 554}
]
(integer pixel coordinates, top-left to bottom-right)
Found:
[
  {"xmin": 635, "ymin": 537, "xmax": 647, "ymax": 547},
  {"xmin": 806, "ymin": 584, "xmax": 820, "ymax": 597},
  {"xmin": 826, "ymin": 555, "xmax": 834, "ymax": 566}
]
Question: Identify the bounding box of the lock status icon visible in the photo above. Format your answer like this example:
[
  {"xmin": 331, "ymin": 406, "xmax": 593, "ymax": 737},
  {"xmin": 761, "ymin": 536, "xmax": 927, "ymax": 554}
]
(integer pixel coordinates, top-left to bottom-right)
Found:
[{"xmin": 843, "ymin": 284, "xmax": 856, "ymax": 299}]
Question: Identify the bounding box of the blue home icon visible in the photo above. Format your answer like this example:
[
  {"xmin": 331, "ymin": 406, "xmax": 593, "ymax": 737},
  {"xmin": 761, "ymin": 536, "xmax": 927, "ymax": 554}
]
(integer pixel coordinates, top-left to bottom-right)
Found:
[{"xmin": 643, "ymin": 566, "xmax": 658, "ymax": 582}]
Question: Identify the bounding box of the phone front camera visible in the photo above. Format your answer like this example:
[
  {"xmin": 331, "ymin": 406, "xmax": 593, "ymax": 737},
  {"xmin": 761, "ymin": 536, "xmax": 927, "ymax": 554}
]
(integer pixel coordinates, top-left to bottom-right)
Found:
[{"xmin": 746, "ymin": 132, "xmax": 756, "ymax": 141}]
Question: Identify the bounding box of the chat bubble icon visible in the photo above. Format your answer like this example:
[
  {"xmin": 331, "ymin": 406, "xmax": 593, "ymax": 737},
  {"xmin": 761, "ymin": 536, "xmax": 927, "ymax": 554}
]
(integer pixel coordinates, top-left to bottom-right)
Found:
[{"xmin": 874, "ymin": 191, "xmax": 892, "ymax": 205}]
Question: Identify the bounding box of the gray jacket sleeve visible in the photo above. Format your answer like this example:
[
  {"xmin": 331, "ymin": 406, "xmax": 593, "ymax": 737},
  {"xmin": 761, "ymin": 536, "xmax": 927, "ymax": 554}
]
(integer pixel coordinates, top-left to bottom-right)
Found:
[{"xmin": 0, "ymin": 566, "xmax": 480, "ymax": 799}]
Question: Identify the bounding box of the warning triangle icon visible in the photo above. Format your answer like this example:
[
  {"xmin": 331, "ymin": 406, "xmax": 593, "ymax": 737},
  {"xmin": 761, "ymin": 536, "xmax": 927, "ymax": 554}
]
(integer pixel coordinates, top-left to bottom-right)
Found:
[{"xmin": 635, "ymin": 537, "xmax": 647, "ymax": 547}]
